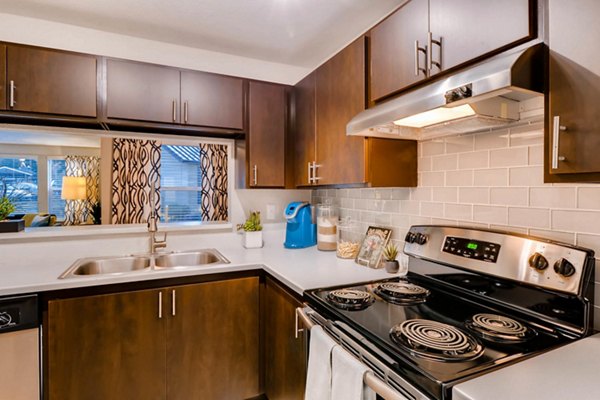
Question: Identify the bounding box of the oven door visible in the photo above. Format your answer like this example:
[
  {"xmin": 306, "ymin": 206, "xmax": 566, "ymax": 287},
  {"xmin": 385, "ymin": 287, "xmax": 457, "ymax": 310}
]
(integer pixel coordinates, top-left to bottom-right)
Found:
[{"xmin": 297, "ymin": 306, "xmax": 432, "ymax": 400}]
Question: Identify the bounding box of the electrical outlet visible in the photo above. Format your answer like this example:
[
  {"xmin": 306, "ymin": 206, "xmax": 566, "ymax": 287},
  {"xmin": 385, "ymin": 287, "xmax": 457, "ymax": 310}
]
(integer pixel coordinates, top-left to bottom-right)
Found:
[{"xmin": 266, "ymin": 204, "xmax": 276, "ymax": 220}]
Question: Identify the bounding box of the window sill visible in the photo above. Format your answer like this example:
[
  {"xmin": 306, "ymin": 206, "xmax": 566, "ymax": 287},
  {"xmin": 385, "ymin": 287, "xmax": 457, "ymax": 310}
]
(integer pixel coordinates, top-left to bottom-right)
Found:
[{"xmin": 0, "ymin": 221, "xmax": 233, "ymax": 243}]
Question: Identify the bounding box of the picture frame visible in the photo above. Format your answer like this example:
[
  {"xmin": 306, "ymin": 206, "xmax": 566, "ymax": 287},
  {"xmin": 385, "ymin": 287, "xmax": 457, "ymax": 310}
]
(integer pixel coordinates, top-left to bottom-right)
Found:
[{"xmin": 355, "ymin": 226, "xmax": 392, "ymax": 269}]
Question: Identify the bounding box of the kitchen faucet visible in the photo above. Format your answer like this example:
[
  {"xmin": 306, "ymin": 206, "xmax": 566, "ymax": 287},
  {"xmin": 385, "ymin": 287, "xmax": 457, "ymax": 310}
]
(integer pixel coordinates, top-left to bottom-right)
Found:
[{"xmin": 148, "ymin": 182, "xmax": 167, "ymax": 254}]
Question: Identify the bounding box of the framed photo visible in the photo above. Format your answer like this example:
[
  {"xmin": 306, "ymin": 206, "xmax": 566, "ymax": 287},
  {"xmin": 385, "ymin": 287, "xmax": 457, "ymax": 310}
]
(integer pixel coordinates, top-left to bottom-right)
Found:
[{"xmin": 355, "ymin": 226, "xmax": 392, "ymax": 268}]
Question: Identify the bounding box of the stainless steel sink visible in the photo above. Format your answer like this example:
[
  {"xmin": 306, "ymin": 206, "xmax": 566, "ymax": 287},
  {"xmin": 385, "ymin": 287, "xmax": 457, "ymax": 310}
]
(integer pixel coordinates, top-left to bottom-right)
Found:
[
  {"xmin": 59, "ymin": 249, "xmax": 229, "ymax": 278},
  {"xmin": 154, "ymin": 249, "xmax": 229, "ymax": 268},
  {"xmin": 59, "ymin": 256, "xmax": 152, "ymax": 278}
]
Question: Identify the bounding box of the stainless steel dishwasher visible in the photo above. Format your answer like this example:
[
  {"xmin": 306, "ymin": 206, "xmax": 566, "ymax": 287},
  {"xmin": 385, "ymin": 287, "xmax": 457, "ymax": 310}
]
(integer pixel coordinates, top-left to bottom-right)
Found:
[{"xmin": 0, "ymin": 295, "xmax": 39, "ymax": 400}]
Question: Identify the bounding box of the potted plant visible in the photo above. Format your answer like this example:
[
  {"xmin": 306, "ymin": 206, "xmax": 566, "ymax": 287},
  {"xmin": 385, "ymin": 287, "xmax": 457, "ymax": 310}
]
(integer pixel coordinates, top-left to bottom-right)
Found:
[
  {"xmin": 0, "ymin": 193, "xmax": 21, "ymax": 233},
  {"xmin": 237, "ymin": 211, "xmax": 263, "ymax": 248},
  {"xmin": 382, "ymin": 243, "xmax": 400, "ymax": 273}
]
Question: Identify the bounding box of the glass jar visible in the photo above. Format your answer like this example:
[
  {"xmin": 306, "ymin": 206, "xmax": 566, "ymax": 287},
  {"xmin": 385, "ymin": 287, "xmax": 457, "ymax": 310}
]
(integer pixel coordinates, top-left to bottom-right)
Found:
[
  {"xmin": 336, "ymin": 218, "xmax": 361, "ymax": 259},
  {"xmin": 316, "ymin": 202, "xmax": 338, "ymax": 251}
]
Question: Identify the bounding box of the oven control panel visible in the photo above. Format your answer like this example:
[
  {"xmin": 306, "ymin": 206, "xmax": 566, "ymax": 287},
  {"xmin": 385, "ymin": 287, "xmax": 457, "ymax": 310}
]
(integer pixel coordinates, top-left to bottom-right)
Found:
[{"xmin": 442, "ymin": 237, "xmax": 501, "ymax": 263}]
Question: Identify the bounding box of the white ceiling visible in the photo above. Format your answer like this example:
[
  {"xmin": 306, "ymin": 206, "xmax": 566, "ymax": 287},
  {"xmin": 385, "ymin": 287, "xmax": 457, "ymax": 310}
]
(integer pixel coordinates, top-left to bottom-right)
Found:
[{"xmin": 0, "ymin": 0, "xmax": 404, "ymax": 68}]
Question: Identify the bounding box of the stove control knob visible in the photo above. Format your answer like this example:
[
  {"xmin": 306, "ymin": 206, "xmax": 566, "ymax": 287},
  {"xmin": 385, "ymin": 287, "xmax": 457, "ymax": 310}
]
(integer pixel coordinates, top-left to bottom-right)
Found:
[
  {"xmin": 554, "ymin": 258, "xmax": 576, "ymax": 277},
  {"xmin": 528, "ymin": 253, "xmax": 549, "ymax": 271},
  {"xmin": 404, "ymin": 232, "xmax": 416, "ymax": 243},
  {"xmin": 415, "ymin": 233, "xmax": 428, "ymax": 245}
]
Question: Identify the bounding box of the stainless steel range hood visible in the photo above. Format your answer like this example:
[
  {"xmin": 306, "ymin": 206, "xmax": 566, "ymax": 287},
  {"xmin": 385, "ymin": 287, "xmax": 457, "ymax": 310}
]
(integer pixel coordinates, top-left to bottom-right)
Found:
[{"xmin": 347, "ymin": 43, "xmax": 545, "ymax": 140}]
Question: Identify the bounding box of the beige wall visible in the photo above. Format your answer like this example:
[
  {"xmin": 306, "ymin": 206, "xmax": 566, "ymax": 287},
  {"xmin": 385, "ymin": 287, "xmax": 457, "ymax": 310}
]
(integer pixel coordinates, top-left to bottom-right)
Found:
[{"xmin": 312, "ymin": 121, "xmax": 600, "ymax": 329}]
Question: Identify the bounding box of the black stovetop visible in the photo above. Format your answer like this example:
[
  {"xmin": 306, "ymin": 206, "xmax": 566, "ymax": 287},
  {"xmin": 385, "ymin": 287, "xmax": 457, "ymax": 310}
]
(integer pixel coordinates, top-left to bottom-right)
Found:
[{"xmin": 304, "ymin": 273, "xmax": 574, "ymax": 400}]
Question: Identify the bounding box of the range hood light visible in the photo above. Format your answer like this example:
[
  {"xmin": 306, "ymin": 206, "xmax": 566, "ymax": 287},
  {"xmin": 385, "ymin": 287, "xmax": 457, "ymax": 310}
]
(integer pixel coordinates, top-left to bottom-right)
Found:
[{"xmin": 393, "ymin": 104, "xmax": 476, "ymax": 128}]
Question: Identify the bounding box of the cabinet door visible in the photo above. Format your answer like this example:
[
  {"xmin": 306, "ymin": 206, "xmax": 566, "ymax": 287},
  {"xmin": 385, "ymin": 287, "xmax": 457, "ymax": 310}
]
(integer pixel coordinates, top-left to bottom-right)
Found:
[
  {"xmin": 293, "ymin": 72, "xmax": 317, "ymax": 187},
  {"xmin": 370, "ymin": 0, "xmax": 429, "ymax": 102},
  {"xmin": 248, "ymin": 81, "xmax": 286, "ymax": 187},
  {"xmin": 0, "ymin": 44, "xmax": 6, "ymax": 110},
  {"xmin": 264, "ymin": 278, "xmax": 307, "ymax": 400},
  {"xmin": 181, "ymin": 71, "xmax": 244, "ymax": 129},
  {"xmin": 6, "ymin": 45, "xmax": 97, "ymax": 117},
  {"xmin": 106, "ymin": 59, "xmax": 180, "ymax": 123},
  {"xmin": 46, "ymin": 289, "xmax": 167, "ymax": 400},
  {"xmin": 546, "ymin": 0, "xmax": 600, "ymax": 177},
  {"xmin": 316, "ymin": 37, "xmax": 367, "ymax": 186},
  {"xmin": 429, "ymin": 0, "xmax": 535, "ymax": 73},
  {"xmin": 166, "ymin": 277, "xmax": 260, "ymax": 399}
]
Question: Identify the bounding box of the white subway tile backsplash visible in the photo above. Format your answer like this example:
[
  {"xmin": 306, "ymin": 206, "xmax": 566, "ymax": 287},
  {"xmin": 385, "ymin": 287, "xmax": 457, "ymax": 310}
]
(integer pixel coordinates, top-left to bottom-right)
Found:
[
  {"xmin": 360, "ymin": 211, "xmax": 391, "ymax": 225},
  {"xmin": 458, "ymin": 150, "xmax": 489, "ymax": 169},
  {"xmin": 473, "ymin": 205, "xmax": 508, "ymax": 225},
  {"xmin": 490, "ymin": 188, "xmax": 528, "ymax": 206},
  {"xmin": 490, "ymin": 147, "xmax": 528, "ymax": 167},
  {"xmin": 420, "ymin": 171, "xmax": 445, "ymax": 187},
  {"xmin": 528, "ymin": 145, "xmax": 543, "ymax": 166},
  {"xmin": 445, "ymin": 135, "xmax": 474, "ymax": 153},
  {"xmin": 410, "ymin": 216, "xmax": 432, "ymax": 225},
  {"xmin": 474, "ymin": 129, "xmax": 509, "ymax": 150},
  {"xmin": 552, "ymin": 210, "xmax": 600, "ymax": 234},
  {"xmin": 432, "ymin": 154, "xmax": 458, "ymax": 171},
  {"xmin": 529, "ymin": 229, "xmax": 574, "ymax": 244},
  {"xmin": 419, "ymin": 157, "xmax": 432, "ymax": 172},
  {"xmin": 420, "ymin": 202, "xmax": 444, "ymax": 218},
  {"xmin": 459, "ymin": 187, "xmax": 489, "ymax": 204},
  {"xmin": 411, "ymin": 187, "xmax": 432, "ymax": 201},
  {"xmin": 509, "ymin": 166, "xmax": 544, "ymax": 186},
  {"xmin": 577, "ymin": 187, "xmax": 600, "ymax": 210},
  {"xmin": 392, "ymin": 188, "xmax": 411, "ymax": 200},
  {"xmin": 490, "ymin": 225, "xmax": 529, "ymax": 234},
  {"xmin": 391, "ymin": 214, "xmax": 410, "ymax": 228},
  {"xmin": 474, "ymin": 168, "xmax": 508, "ymax": 187},
  {"xmin": 432, "ymin": 187, "xmax": 458, "ymax": 203},
  {"xmin": 422, "ymin": 140, "xmax": 445, "ymax": 156},
  {"xmin": 508, "ymin": 207, "xmax": 550, "ymax": 229},
  {"xmin": 446, "ymin": 170, "xmax": 474, "ymax": 186},
  {"xmin": 400, "ymin": 200, "xmax": 420, "ymax": 215},
  {"xmin": 530, "ymin": 187, "xmax": 577, "ymax": 209},
  {"xmin": 509, "ymin": 123, "xmax": 544, "ymax": 147},
  {"xmin": 576, "ymin": 233, "xmax": 600, "ymax": 260},
  {"xmin": 382, "ymin": 200, "xmax": 400, "ymax": 213},
  {"xmin": 445, "ymin": 204, "xmax": 473, "ymax": 220}
]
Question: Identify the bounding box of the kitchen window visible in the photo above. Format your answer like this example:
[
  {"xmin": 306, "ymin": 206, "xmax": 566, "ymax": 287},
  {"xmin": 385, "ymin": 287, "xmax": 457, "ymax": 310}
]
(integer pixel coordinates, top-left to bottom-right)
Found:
[
  {"xmin": 0, "ymin": 157, "xmax": 39, "ymax": 213},
  {"xmin": 48, "ymin": 158, "xmax": 67, "ymax": 219},
  {"xmin": 160, "ymin": 145, "xmax": 203, "ymax": 222}
]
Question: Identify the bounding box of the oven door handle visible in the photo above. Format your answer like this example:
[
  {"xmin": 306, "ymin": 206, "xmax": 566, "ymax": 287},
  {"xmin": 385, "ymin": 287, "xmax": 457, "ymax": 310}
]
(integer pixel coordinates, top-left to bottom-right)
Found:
[{"xmin": 296, "ymin": 307, "xmax": 413, "ymax": 400}]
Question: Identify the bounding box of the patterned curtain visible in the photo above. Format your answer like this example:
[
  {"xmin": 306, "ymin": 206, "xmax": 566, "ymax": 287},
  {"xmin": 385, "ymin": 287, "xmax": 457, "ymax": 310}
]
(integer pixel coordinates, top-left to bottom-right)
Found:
[
  {"xmin": 199, "ymin": 143, "xmax": 228, "ymax": 221},
  {"xmin": 64, "ymin": 156, "xmax": 100, "ymax": 225},
  {"xmin": 111, "ymin": 138, "xmax": 161, "ymax": 224}
]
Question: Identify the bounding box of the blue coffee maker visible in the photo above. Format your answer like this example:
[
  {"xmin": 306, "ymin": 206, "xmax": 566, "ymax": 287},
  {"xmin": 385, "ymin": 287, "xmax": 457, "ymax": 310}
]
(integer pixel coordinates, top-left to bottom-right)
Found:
[{"xmin": 284, "ymin": 201, "xmax": 317, "ymax": 248}]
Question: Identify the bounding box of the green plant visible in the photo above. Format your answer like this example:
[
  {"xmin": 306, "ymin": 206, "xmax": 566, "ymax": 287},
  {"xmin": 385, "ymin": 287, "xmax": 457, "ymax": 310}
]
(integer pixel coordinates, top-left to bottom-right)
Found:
[
  {"xmin": 383, "ymin": 243, "xmax": 399, "ymax": 261},
  {"xmin": 0, "ymin": 196, "xmax": 16, "ymax": 221},
  {"xmin": 237, "ymin": 211, "xmax": 262, "ymax": 232}
]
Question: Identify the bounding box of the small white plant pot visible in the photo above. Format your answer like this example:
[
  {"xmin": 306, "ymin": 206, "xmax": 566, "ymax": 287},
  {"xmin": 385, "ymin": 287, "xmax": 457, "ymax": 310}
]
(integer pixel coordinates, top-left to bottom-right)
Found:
[{"xmin": 243, "ymin": 231, "xmax": 263, "ymax": 249}]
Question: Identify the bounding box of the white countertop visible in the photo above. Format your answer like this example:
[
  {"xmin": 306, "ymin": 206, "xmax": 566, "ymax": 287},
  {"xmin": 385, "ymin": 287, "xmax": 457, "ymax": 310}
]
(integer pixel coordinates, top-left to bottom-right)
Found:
[
  {"xmin": 453, "ymin": 333, "xmax": 600, "ymax": 400},
  {"xmin": 0, "ymin": 229, "xmax": 394, "ymax": 296}
]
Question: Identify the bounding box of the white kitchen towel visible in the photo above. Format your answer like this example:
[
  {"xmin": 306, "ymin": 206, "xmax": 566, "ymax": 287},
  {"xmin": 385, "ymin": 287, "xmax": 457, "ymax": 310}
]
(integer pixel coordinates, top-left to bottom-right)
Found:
[
  {"xmin": 305, "ymin": 325, "xmax": 338, "ymax": 400},
  {"xmin": 331, "ymin": 345, "xmax": 376, "ymax": 400}
]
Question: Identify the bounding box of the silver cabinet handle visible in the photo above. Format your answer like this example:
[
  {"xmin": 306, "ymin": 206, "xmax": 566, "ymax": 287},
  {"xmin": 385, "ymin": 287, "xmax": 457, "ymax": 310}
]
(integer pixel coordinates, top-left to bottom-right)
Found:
[
  {"xmin": 158, "ymin": 291, "xmax": 163, "ymax": 319},
  {"xmin": 9, "ymin": 80, "xmax": 15, "ymax": 108},
  {"xmin": 427, "ymin": 32, "xmax": 442, "ymax": 72},
  {"xmin": 312, "ymin": 162, "xmax": 322, "ymax": 182},
  {"xmin": 307, "ymin": 162, "xmax": 313, "ymax": 184},
  {"xmin": 414, "ymin": 41, "xmax": 427, "ymax": 77},
  {"xmin": 183, "ymin": 101, "xmax": 188, "ymax": 124},
  {"xmin": 552, "ymin": 116, "xmax": 567, "ymax": 169},
  {"xmin": 171, "ymin": 289, "xmax": 176, "ymax": 316},
  {"xmin": 294, "ymin": 307, "xmax": 305, "ymax": 339},
  {"xmin": 252, "ymin": 165, "xmax": 258, "ymax": 186},
  {"xmin": 172, "ymin": 99, "xmax": 177, "ymax": 122}
]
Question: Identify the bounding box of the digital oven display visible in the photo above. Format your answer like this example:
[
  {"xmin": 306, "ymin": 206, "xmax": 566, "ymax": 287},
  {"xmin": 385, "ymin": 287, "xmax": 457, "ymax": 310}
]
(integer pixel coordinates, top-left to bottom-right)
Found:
[{"xmin": 443, "ymin": 237, "xmax": 500, "ymax": 262}]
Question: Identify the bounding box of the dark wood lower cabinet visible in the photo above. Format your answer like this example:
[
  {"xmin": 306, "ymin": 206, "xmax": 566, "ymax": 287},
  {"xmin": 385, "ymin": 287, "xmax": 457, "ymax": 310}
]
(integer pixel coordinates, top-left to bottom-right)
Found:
[
  {"xmin": 264, "ymin": 278, "xmax": 307, "ymax": 400},
  {"xmin": 167, "ymin": 278, "xmax": 260, "ymax": 399},
  {"xmin": 45, "ymin": 277, "xmax": 260, "ymax": 400},
  {"xmin": 46, "ymin": 288, "xmax": 167, "ymax": 400}
]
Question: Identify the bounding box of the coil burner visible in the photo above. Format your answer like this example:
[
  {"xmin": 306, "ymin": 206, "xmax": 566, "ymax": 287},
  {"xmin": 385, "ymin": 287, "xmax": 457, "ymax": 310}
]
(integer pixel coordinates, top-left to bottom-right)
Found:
[
  {"xmin": 390, "ymin": 319, "xmax": 483, "ymax": 362},
  {"xmin": 374, "ymin": 282, "xmax": 431, "ymax": 305},
  {"xmin": 326, "ymin": 289, "xmax": 374, "ymax": 311},
  {"xmin": 465, "ymin": 313, "xmax": 537, "ymax": 343}
]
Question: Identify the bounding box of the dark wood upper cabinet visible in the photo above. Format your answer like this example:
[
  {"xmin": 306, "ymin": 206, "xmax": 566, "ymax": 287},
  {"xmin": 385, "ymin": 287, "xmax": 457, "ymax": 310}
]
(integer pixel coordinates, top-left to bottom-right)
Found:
[
  {"xmin": 264, "ymin": 278, "xmax": 307, "ymax": 400},
  {"xmin": 429, "ymin": 0, "xmax": 535, "ymax": 73},
  {"xmin": 6, "ymin": 45, "xmax": 97, "ymax": 117},
  {"xmin": 167, "ymin": 278, "xmax": 260, "ymax": 399},
  {"xmin": 316, "ymin": 37, "xmax": 368, "ymax": 186},
  {"xmin": 46, "ymin": 289, "xmax": 167, "ymax": 400},
  {"xmin": 180, "ymin": 71, "xmax": 244, "ymax": 129},
  {"xmin": 106, "ymin": 59, "xmax": 180, "ymax": 124},
  {"xmin": 247, "ymin": 81, "xmax": 287, "ymax": 187},
  {"xmin": 369, "ymin": 0, "xmax": 536, "ymax": 102},
  {"xmin": 370, "ymin": 0, "xmax": 429, "ymax": 102},
  {"xmin": 544, "ymin": 0, "xmax": 600, "ymax": 182},
  {"xmin": 0, "ymin": 44, "xmax": 6, "ymax": 110},
  {"xmin": 293, "ymin": 72, "xmax": 317, "ymax": 187}
]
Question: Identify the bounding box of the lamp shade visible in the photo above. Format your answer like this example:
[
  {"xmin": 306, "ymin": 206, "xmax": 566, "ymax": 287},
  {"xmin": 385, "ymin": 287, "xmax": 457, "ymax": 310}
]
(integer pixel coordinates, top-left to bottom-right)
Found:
[{"xmin": 61, "ymin": 176, "xmax": 87, "ymax": 200}]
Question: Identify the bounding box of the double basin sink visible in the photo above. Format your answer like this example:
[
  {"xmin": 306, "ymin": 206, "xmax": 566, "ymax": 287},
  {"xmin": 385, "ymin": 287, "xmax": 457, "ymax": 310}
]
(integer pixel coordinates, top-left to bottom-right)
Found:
[{"xmin": 59, "ymin": 249, "xmax": 229, "ymax": 279}]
